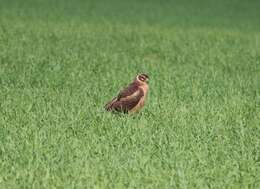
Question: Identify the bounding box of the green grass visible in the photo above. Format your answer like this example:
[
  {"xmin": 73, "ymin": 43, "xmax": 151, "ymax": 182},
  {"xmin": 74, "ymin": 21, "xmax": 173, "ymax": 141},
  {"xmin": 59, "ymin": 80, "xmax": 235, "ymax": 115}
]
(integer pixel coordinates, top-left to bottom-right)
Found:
[{"xmin": 0, "ymin": 0, "xmax": 259, "ymax": 188}]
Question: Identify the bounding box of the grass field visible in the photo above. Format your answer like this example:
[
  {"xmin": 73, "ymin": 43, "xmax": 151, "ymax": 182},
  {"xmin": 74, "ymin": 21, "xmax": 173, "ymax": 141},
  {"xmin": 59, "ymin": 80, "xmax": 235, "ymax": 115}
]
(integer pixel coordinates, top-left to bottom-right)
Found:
[{"xmin": 0, "ymin": 0, "xmax": 259, "ymax": 188}]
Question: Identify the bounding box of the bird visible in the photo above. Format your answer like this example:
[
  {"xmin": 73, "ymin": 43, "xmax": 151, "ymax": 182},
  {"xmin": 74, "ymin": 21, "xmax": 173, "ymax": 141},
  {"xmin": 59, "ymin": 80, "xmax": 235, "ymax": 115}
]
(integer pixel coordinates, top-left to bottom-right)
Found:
[{"xmin": 104, "ymin": 73, "xmax": 149, "ymax": 114}]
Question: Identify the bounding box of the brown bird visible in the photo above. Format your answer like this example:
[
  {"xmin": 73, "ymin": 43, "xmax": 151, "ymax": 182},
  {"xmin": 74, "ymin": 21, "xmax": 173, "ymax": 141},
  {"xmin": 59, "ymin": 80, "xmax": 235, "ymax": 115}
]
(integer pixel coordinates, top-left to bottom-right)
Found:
[{"xmin": 105, "ymin": 73, "xmax": 149, "ymax": 114}]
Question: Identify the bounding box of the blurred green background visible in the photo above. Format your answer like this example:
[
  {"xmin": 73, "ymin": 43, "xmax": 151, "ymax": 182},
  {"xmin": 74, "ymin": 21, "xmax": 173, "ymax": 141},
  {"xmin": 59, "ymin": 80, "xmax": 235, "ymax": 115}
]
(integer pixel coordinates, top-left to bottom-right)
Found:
[{"xmin": 0, "ymin": 0, "xmax": 259, "ymax": 188}]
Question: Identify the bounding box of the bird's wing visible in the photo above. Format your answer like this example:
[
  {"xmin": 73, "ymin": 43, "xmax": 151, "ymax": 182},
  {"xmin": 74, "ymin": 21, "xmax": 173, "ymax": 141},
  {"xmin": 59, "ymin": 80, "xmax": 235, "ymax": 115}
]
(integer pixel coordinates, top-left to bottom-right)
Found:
[
  {"xmin": 117, "ymin": 83, "xmax": 141, "ymax": 101},
  {"xmin": 112, "ymin": 87, "xmax": 144, "ymax": 112},
  {"xmin": 104, "ymin": 84, "xmax": 140, "ymax": 111},
  {"xmin": 104, "ymin": 97, "xmax": 118, "ymax": 111}
]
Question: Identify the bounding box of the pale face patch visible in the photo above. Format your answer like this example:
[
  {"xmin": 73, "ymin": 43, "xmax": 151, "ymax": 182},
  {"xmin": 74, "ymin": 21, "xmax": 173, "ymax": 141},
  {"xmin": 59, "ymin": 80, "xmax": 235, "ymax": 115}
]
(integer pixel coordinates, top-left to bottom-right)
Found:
[
  {"xmin": 138, "ymin": 75, "xmax": 146, "ymax": 82},
  {"xmin": 137, "ymin": 74, "xmax": 149, "ymax": 84}
]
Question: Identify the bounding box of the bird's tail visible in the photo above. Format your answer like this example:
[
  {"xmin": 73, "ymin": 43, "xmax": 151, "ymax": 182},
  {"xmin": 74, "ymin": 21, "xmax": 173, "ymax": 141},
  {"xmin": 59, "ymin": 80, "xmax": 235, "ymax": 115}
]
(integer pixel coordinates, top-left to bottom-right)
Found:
[{"xmin": 104, "ymin": 97, "xmax": 117, "ymax": 111}]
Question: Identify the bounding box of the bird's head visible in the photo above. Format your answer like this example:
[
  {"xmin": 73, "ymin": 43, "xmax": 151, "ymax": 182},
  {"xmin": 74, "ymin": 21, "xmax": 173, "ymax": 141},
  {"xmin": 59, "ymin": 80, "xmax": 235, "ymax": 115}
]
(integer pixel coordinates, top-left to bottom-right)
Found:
[{"xmin": 135, "ymin": 73, "xmax": 149, "ymax": 85}]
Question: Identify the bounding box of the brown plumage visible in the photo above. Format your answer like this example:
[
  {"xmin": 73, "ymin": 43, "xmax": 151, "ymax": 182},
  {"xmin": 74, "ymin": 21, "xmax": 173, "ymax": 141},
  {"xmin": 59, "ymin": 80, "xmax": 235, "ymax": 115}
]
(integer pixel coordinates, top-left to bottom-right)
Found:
[{"xmin": 105, "ymin": 73, "xmax": 149, "ymax": 114}]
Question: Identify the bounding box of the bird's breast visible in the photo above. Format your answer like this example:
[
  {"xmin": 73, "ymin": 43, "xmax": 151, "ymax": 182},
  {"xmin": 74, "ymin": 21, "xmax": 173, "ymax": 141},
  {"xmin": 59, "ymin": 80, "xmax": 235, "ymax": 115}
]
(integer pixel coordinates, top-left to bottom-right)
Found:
[
  {"xmin": 129, "ymin": 84, "xmax": 149, "ymax": 113},
  {"xmin": 139, "ymin": 84, "xmax": 149, "ymax": 97}
]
